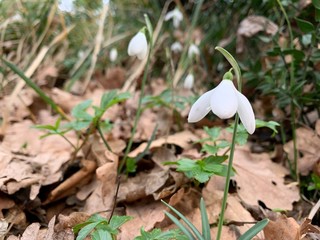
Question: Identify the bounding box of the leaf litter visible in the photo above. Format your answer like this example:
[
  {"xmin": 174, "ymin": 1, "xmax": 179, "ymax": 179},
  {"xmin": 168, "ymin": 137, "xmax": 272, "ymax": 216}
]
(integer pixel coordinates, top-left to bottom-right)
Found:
[{"xmin": 0, "ymin": 2, "xmax": 319, "ymax": 240}]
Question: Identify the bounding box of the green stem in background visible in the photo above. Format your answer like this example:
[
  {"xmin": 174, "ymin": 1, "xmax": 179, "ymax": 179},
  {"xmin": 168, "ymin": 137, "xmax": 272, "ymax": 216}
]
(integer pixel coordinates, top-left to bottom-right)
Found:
[
  {"xmin": 216, "ymin": 115, "xmax": 239, "ymax": 240},
  {"xmin": 119, "ymin": 15, "xmax": 154, "ymax": 173},
  {"xmin": 276, "ymin": 0, "xmax": 298, "ymax": 181},
  {"xmin": 2, "ymin": 58, "xmax": 69, "ymax": 120}
]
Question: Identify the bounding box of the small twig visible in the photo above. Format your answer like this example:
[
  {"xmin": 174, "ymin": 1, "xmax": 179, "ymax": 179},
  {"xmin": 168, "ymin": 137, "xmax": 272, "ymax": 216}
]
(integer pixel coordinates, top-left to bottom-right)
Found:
[
  {"xmin": 108, "ymin": 176, "xmax": 121, "ymax": 224},
  {"xmin": 81, "ymin": 4, "xmax": 109, "ymax": 94},
  {"xmin": 308, "ymin": 198, "xmax": 320, "ymax": 220}
]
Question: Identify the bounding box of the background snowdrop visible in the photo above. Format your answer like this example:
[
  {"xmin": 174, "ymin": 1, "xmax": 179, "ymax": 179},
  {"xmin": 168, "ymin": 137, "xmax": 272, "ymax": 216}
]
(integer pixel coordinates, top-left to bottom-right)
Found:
[
  {"xmin": 127, "ymin": 32, "xmax": 148, "ymax": 60},
  {"xmin": 109, "ymin": 48, "xmax": 118, "ymax": 62},
  {"xmin": 164, "ymin": 8, "xmax": 183, "ymax": 28},
  {"xmin": 58, "ymin": 0, "xmax": 74, "ymax": 13},
  {"xmin": 171, "ymin": 41, "xmax": 183, "ymax": 53},
  {"xmin": 188, "ymin": 44, "xmax": 200, "ymax": 59},
  {"xmin": 184, "ymin": 73, "xmax": 194, "ymax": 89}
]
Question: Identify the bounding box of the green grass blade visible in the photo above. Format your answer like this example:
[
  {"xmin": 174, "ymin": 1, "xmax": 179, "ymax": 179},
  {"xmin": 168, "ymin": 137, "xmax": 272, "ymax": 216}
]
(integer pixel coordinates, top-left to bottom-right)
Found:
[
  {"xmin": 161, "ymin": 200, "xmax": 204, "ymax": 240},
  {"xmin": 2, "ymin": 58, "xmax": 68, "ymax": 119},
  {"xmin": 238, "ymin": 218, "xmax": 269, "ymax": 240},
  {"xmin": 200, "ymin": 198, "xmax": 211, "ymax": 240},
  {"xmin": 164, "ymin": 211, "xmax": 195, "ymax": 240}
]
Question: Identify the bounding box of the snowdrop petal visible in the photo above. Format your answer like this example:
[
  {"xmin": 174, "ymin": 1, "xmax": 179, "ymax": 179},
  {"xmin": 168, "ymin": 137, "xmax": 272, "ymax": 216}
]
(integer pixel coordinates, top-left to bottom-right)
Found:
[
  {"xmin": 188, "ymin": 90, "xmax": 213, "ymax": 123},
  {"xmin": 236, "ymin": 92, "xmax": 255, "ymax": 134},
  {"xmin": 210, "ymin": 80, "xmax": 238, "ymax": 119},
  {"xmin": 128, "ymin": 32, "xmax": 148, "ymax": 59},
  {"xmin": 137, "ymin": 45, "xmax": 148, "ymax": 60},
  {"xmin": 174, "ymin": 8, "xmax": 183, "ymax": 21}
]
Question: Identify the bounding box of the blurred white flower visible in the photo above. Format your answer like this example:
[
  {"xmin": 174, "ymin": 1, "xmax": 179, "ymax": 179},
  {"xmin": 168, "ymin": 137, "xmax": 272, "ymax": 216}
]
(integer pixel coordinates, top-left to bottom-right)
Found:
[
  {"xmin": 188, "ymin": 44, "xmax": 200, "ymax": 58},
  {"xmin": 165, "ymin": 8, "xmax": 183, "ymax": 28},
  {"xmin": 102, "ymin": 0, "xmax": 110, "ymax": 5},
  {"xmin": 171, "ymin": 41, "xmax": 183, "ymax": 53},
  {"xmin": 184, "ymin": 73, "xmax": 194, "ymax": 89},
  {"xmin": 188, "ymin": 79, "xmax": 255, "ymax": 134},
  {"xmin": 109, "ymin": 48, "xmax": 118, "ymax": 62},
  {"xmin": 127, "ymin": 32, "xmax": 148, "ymax": 60},
  {"xmin": 58, "ymin": 0, "xmax": 74, "ymax": 13}
]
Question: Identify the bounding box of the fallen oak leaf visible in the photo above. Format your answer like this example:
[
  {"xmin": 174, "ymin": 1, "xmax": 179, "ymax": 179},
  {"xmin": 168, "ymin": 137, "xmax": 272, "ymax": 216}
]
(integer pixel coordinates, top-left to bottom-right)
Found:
[
  {"xmin": 263, "ymin": 215, "xmax": 300, "ymax": 240},
  {"xmin": 233, "ymin": 148, "xmax": 299, "ymax": 210}
]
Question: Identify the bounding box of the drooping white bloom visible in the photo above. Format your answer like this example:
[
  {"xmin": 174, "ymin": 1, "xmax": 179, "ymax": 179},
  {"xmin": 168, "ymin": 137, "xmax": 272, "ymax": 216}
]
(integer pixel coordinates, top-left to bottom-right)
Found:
[
  {"xmin": 165, "ymin": 8, "xmax": 183, "ymax": 28},
  {"xmin": 58, "ymin": 0, "xmax": 74, "ymax": 13},
  {"xmin": 188, "ymin": 79, "xmax": 255, "ymax": 134},
  {"xmin": 188, "ymin": 44, "xmax": 200, "ymax": 58},
  {"xmin": 109, "ymin": 48, "xmax": 118, "ymax": 62},
  {"xmin": 184, "ymin": 73, "xmax": 194, "ymax": 89},
  {"xmin": 171, "ymin": 41, "xmax": 183, "ymax": 53},
  {"xmin": 127, "ymin": 32, "xmax": 148, "ymax": 60}
]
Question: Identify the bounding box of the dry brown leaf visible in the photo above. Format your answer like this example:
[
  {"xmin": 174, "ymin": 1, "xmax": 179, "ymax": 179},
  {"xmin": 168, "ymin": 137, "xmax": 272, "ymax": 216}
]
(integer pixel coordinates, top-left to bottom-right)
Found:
[
  {"xmin": 264, "ymin": 215, "xmax": 300, "ymax": 240},
  {"xmin": 233, "ymin": 148, "xmax": 299, "ymax": 210},
  {"xmin": 284, "ymin": 126, "xmax": 320, "ymax": 175},
  {"xmin": 237, "ymin": 15, "xmax": 278, "ymax": 53},
  {"xmin": 54, "ymin": 212, "xmax": 88, "ymax": 239},
  {"xmin": 118, "ymin": 168, "xmax": 170, "ymax": 202},
  {"xmin": 300, "ymin": 218, "xmax": 320, "ymax": 238},
  {"xmin": 119, "ymin": 200, "xmax": 166, "ymax": 239},
  {"xmin": 35, "ymin": 65, "xmax": 58, "ymax": 86},
  {"xmin": 128, "ymin": 130, "xmax": 199, "ymax": 157},
  {"xmin": 135, "ymin": 108, "xmax": 158, "ymax": 141},
  {"xmin": 21, "ymin": 222, "xmax": 41, "ymax": 240},
  {"xmin": 96, "ymin": 67, "xmax": 126, "ymax": 89},
  {"xmin": 0, "ymin": 89, "xmax": 36, "ymax": 122}
]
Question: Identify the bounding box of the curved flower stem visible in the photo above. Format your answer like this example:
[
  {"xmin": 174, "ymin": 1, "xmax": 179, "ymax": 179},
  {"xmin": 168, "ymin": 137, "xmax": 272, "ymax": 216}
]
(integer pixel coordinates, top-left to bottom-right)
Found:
[{"xmin": 216, "ymin": 114, "xmax": 239, "ymax": 240}]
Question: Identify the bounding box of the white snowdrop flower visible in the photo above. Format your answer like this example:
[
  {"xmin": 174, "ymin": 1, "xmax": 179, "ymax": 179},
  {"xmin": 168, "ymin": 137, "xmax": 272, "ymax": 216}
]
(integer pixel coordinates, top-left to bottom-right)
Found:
[
  {"xmin": 165, "ymin": 8, "xmax": 183, "ymax": 28},
  {"xmin": 188, "ymin": 44, "xmax": 200, "ymax": 58},
  {"xmin": 58, "ymin": 0, "xmax": 74, "ymax": 13},
  {"xmin": 109, "ymin": 48, "xmax": 118, "ymax": 62},
  {"xmin": 188, "ymin": 78, "xmax": 255, "ymax": 134},
  {"xmin": 171, "ymin": 41, "xmax": 183, "ymax": 53},
  {"xmin": 184, "ymin": 73, "xmax": 194, "ymax": 89},
  {"xmin": 127, "ymin": 32, "xmax": 148, "ymax": 60}
]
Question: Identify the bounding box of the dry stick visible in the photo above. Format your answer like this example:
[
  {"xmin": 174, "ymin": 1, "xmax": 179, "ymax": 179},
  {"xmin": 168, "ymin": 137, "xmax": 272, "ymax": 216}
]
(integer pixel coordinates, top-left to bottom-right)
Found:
[
  {"xmin": 308, "ymin": 198, "xmax": 320, "ymax": 220},
  {"xmin": 43, "ymin": 159, "xmax": 97, "ymax": 205},
  {"xmin": 28, "ymin": 3, "xmax": 57, "ymax": 63},
  {"xmin": 108, "ymin": 176, "xmax": 121, "ymax": 224},
  {"xmin": 81, "ymin": 4, "xmax": 109, "ymax": 94},
  {"xmin": 8, "ymin": 26, "xmax": 74, "ymax": 107}
]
